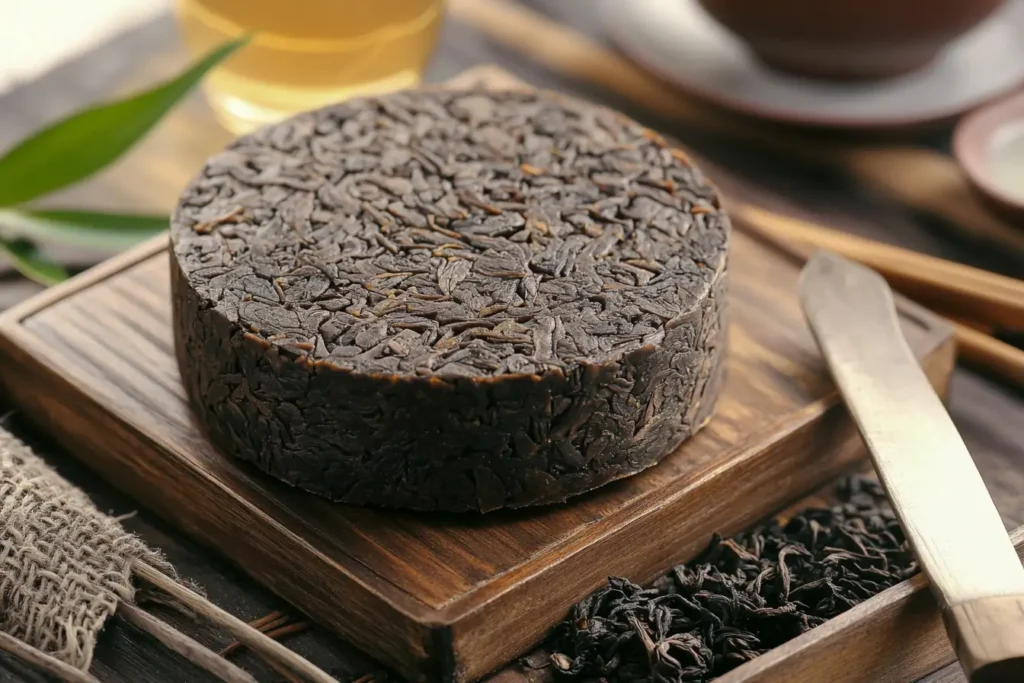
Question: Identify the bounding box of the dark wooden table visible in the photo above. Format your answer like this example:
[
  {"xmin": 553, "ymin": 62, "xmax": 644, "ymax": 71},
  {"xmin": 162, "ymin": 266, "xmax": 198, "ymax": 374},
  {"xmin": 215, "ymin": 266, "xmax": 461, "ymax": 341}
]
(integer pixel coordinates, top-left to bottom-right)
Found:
[{"xmin": 1, "ymin": 3, "xmax": 1023, "ymax": 682}]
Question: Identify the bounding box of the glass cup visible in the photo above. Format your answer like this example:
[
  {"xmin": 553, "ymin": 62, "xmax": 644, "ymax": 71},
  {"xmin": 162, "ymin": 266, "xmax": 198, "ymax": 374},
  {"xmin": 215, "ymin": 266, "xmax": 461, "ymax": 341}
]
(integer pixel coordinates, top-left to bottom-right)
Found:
[{"xmin": 174, "ymin": 0, "xmax": 444, "ymax": 134}]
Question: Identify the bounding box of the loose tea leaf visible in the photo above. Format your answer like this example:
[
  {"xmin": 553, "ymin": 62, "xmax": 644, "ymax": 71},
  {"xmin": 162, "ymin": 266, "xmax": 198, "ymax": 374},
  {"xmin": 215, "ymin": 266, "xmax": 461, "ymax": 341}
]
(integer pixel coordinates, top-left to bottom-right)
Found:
[
  {"xmin": 547, "ymin": 477, "xmax": 918, "ymax": 682},
  {"xmin": 0, "ymin": 36, "xmax": 248, "ymax": 207},
  {"xmin": 0, "ymin": 209, "xmax": 167, "ymax": 250}
]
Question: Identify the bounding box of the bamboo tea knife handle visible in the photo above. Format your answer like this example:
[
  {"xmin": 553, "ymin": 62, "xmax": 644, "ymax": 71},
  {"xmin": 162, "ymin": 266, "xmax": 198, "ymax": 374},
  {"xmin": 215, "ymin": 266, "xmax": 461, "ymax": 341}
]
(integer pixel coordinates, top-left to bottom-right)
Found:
[
  {"xmin": 950, "ymin": 597, "xmax": 1024, "ymax": 681},
  {"xmin": 799, "ymin": 251, "xmax": 1024, "ymax": 683}
]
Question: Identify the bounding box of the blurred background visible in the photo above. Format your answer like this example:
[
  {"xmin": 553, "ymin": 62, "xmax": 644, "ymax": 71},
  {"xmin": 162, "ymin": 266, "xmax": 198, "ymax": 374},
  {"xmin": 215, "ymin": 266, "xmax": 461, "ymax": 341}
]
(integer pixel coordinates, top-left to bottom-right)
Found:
[{"xmin": 0, "ymin": 0, "xmax": 167, "ymax": 95}]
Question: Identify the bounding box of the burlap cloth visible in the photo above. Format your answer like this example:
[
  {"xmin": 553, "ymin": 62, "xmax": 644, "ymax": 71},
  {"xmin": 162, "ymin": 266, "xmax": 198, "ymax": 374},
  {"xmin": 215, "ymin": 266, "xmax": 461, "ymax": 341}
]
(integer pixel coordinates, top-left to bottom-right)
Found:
[{"xmin": 0, "ymin": 428, "xmax": 176, "ymax": 670}]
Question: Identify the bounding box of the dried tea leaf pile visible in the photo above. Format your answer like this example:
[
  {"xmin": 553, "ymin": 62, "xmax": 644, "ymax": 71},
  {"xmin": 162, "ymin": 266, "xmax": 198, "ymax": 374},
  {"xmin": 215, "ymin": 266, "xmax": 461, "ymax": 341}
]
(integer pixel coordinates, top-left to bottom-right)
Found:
[
  {"xmin": 171, "ymin": 87, "xmax": 728, "ymax": 512},
  {"xmin": 547, "ymin": 477, "xmax": 918, "ymax": 682}
]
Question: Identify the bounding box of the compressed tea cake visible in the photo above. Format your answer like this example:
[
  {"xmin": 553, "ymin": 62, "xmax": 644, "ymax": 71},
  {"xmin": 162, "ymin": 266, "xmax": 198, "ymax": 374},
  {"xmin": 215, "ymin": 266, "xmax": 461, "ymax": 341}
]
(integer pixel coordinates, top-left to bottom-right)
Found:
[{"xmin": 171, "ymin": 88, "xmax": 729, "ymax": 512}]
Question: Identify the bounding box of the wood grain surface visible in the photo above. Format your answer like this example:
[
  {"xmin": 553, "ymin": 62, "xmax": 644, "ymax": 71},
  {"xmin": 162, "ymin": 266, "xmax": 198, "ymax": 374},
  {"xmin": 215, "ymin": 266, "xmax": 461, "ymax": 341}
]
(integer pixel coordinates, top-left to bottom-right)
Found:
[{"xmin": 0, "ymin": 5, "xmax": 1022, "ymax": 683}]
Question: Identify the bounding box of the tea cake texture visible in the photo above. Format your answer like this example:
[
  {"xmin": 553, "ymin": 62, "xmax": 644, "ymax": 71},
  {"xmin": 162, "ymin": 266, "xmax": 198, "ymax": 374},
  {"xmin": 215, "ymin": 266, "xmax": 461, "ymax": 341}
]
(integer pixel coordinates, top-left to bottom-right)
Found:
[{"xmin": 170, "ymin": 88, "xmax": 729, "ymax": 511}]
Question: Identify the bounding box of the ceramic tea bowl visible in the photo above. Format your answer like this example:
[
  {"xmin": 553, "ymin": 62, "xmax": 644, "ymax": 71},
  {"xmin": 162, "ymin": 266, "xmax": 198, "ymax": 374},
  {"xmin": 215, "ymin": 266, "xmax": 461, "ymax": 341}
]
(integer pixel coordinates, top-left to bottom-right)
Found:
[
  {"xmin": 697, "ymin": 0, "xmax": 1007, "ymax": 80},
  {"xmin": 953, "ymin": 92, "xmax": 1024, "ymax": 225}
]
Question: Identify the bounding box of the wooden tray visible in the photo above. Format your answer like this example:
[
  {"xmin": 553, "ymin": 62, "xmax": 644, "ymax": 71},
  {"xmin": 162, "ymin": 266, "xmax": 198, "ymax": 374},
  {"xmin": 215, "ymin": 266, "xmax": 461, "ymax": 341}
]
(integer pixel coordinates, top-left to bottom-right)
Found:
[{"xmin": 0, "ymin": 219, "xmax": 954, "ymax": 681}]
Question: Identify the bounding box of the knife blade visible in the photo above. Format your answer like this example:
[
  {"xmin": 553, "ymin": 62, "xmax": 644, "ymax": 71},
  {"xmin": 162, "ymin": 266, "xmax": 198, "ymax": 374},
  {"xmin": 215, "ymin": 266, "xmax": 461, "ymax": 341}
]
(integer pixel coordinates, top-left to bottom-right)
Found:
[{"xmin": 799, "ymin": 250, "xmax": 1024, "ymax": 683}]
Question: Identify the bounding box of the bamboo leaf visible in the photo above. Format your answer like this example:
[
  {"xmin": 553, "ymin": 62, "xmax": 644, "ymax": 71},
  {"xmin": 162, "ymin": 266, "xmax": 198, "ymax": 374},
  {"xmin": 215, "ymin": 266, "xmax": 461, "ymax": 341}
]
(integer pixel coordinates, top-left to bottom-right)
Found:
[
  {"xmin": 0, "ymin": 35, "xmax": 249, "ymax": 207},
  {"xmin": 26, "ymin": 209, "xmax": 168, "ymax": 232},
  {"xmin": 0, "ymin": 209, "xmax": 167, "ymax": 249},
  {"xmin": 0, "ymin": 239, "xmax": 68, "ymax": 285}
]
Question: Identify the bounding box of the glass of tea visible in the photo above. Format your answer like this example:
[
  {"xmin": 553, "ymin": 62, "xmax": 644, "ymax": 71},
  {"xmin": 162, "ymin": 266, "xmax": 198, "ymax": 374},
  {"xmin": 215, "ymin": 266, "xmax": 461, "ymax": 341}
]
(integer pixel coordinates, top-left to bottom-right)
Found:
[{"xmin": 174, "ymin": 0, "xmax": 444, "ymax": 134}]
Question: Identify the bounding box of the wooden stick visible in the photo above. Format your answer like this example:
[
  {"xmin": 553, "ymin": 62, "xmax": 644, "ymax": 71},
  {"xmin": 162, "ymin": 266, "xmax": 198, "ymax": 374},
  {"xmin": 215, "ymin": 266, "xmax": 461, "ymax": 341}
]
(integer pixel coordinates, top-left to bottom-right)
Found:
[
  {"xmin": 263, "ymin": 622, "xmax": 309, "ymax": 641},
  {"xmin": 221, "ymin": 618, "xmax": 307, "ymax": 657},
  {"xmin": 247, "ymin": 610, "xmax": 284, "ymax": 631},
  {"xmin": 946, "ymin": 316, "xmax": 994, "ymax": 334},
  {"xmin": 733, "ymin": 207, "xmax": 1024, "ymax": 387},
  {"xmin": 257, "ymin": 615, "xmax": 291, "ymax": 634},
  {"xmin": 221, "ymin": 614, "xmax": 293, "ymax": 656},
  {"xmin": 734, "ymin": 203, "xmax": 1024, "ymax": 330},
  {"xmin": 262, "ymin": 655, "xmax": 304, "ymax": 683},
  {"xmin": 118, "ymin": 602, "xmax": 258, "ymax": 683},
  {"xmin": 133, "ymin": 562, "xmax": 338, "ymax": 683},
  {"xmin": 0, "ymin": 631, "xmax": 101, "ymax": 683},
  {"xmin": 446, "ymin": 0, "xmax": 1024, "ymax": 253},
  {"xmin": 223, "ymin": 614, "xmax": 309, "ymax": 683},
  {"xmin": 951, "ymin": 323, "xmax": 1024, "ymax": 387}
]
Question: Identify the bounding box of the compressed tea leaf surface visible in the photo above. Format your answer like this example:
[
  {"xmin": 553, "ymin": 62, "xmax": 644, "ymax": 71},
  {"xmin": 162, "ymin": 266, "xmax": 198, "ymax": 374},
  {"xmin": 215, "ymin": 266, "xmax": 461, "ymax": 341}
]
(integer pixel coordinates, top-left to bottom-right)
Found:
[{"xmin": 171, "ymin": 87, "xmax": 729, "ymax": 511}]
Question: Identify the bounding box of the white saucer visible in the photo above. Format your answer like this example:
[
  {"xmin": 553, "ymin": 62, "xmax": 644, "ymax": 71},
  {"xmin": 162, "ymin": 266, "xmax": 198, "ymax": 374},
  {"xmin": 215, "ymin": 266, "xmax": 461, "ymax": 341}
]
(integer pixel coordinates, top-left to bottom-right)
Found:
[{"xmin": 602, "ymin": 0, "xmax": 1024, "ymax": 129}]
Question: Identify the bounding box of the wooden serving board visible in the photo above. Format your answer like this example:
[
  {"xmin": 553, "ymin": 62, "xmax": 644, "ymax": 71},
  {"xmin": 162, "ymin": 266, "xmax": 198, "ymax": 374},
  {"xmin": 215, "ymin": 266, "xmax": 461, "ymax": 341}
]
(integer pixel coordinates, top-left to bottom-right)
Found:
[{"xmin": 0, "ymin": 222, "xmax": 954, "ymax": 682}]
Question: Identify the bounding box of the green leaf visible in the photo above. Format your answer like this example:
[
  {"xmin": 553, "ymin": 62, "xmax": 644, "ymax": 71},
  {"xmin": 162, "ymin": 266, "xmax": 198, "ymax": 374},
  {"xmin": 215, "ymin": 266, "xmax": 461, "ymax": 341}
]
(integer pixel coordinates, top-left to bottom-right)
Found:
[
  {"xmin": 26, "ymin": 209, "xmax": 168, "ymax": 232},
  {"xmin": 0, "ymin": 208, "xmax": 167, "ymax": 250},
  {"xmin": 0, "ymin": 239, "xmax": 68, "ymax": 285},
  {"xmin": 0, "ymin": 35, "xmax": 249, "ymax": 207}
]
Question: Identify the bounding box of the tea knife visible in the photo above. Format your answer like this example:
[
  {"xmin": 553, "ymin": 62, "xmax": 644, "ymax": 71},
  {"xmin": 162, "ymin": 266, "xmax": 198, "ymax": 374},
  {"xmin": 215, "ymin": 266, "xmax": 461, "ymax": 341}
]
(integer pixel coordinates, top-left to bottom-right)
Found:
[{"xmin": 800, "ymin": 251, "xmax": 1024, "ymax": 683}]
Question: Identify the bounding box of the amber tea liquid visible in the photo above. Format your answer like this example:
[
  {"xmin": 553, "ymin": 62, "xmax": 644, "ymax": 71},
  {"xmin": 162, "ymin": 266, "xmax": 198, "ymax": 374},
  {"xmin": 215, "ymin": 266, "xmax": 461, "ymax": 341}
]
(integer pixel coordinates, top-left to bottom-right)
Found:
[{"xmin": 175, "ymin": 0, "xmax": 443, "ymax": 133}]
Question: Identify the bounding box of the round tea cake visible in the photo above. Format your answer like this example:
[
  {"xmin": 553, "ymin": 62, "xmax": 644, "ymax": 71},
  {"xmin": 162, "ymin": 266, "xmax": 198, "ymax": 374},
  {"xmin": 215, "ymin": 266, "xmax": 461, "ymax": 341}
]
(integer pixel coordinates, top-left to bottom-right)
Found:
[{"xmin": 171, "ymin": 88, "xmax": 729, "ymax": 512}]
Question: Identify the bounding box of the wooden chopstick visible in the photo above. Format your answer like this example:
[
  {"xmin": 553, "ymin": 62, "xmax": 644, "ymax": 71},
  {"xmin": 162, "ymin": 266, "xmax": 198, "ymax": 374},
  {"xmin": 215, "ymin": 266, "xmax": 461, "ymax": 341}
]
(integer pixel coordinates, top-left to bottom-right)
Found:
[
  {"xmin": 735, "ymin": 204, "xmax": 1024, "ymax": 386},
  {"xmin": 446, "ymin": 0, "xmax": 1024, "ymax": 254},
  {"xmin": 733, "ymin": 203, "xmax": 1024, "ymax": 331},
  {"xmin": 951, "ymin": 323, "xmax": 1024, "ymax": 387}
]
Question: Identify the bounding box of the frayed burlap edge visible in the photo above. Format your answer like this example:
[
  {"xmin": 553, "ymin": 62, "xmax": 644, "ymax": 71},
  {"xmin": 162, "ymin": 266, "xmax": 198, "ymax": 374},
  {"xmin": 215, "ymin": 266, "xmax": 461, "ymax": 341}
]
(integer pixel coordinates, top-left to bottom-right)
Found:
[{"xmin": 0, "ymin": 428, "xmax": 178, "ymax": 670}]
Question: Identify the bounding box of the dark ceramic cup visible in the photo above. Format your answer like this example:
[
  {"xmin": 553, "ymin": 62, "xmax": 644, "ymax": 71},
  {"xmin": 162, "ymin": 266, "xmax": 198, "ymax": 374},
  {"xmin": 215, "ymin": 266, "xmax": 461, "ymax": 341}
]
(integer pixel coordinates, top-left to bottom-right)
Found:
[{"xmin": 698, "ymin": 0, "xmax": 1007, "ymax": 80}]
